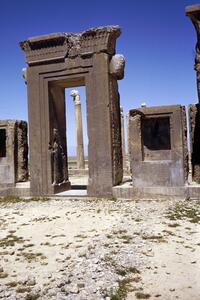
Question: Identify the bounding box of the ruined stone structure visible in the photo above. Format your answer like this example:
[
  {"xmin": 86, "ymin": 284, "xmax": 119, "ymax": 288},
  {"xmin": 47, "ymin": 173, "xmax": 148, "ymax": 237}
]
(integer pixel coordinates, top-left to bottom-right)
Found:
[
  {"xmin": 0, "ymin": 120, "xmax": 28, "ymax": 187},
  {"xmin": 20, "ymin": 26, "xmax": 125, "ymax": 196},
  {"xmin": 186, "ymin": 5, "xmax": 200, "ymax": 101},
  {"xmin": 120, "ymin": 107, "xmax": 126, "ymax": 171},
  {"xmin": 186, "ymin": 5, "xmax": 200, "ymax": 185},
  {"xmin": 70, "ymin": 90, "xmax": 85, "ymax": 170},
  {"xmin": 188, "ymin": 104, "xmax": 200, "ymax": 183},
  {"xmin": 129, "ymin": 105, "xmax": 188, "ymax": 188}
]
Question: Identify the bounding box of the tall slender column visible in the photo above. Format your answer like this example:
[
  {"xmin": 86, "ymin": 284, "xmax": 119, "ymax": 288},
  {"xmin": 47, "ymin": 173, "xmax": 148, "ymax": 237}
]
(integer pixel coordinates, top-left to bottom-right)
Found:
[
  {"xmin": 120, "ymin": 107, "xmax": 126, "ymax": 171},
  {"xmin": 186, "ymin": 5, "xmax": 200, "ymax": 101},
  {"xmin": 126, "ymin": 112, "xmax": 131, "ymax": 173},
  {"xmin": 70, "ymin": 90, "xmax": 85, "ymax": 169}
]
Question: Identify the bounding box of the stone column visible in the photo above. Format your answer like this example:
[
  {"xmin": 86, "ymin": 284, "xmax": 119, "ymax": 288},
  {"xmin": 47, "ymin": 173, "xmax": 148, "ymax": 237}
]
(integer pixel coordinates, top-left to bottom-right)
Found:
[
  {"xmin": 120, "ymin": 107, "xmax": 126, "ymax": 171},
  {"xmin": 186, "ymin": 5, "xmax": 200, "ymax": 101},
  {"xmin": 126, "ymin": 112, "xmax": 131, "ymax": 173},
  {"xmin": 70, "ymin": 90, "xmax": 85, "ymax": 169}
]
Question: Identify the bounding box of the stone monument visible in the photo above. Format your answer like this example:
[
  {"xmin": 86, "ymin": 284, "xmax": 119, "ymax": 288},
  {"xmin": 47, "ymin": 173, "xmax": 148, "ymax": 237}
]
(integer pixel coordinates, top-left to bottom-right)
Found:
[
  {"xmin": 120, "ymin": 107, "xmax": 126, "ymax": 170},
  {"xmin": 129, "ymin": 105, "xmax": 188, "ymax": 188},
  {"xmin": 186, "ymin": 5, "xmax": 200, "ymax": 183},
  {"xmin": 186, "ymin": 4, "xmax": 200, "ymax": 101},
  {"xmin": 0, "ymin": 120, "xmax": 28, "ymax": 187},
  {"xmin": 20, "ymin": 26, "xmax": 125, "ymax": 196}
]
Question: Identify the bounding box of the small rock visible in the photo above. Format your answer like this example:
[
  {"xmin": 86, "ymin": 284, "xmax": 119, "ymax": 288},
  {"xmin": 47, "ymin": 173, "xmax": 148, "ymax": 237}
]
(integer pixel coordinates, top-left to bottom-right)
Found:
[
  {"xmin": 48, "ymin": 288, "xmax": 57, "ymax": 296},
  {"xmin": 4, "ymin": 290, "xmax": 12, "ymax": 297},
  {"xmin": 77, "ymin": 282, "xmax": 85, "ymax": 289},
  {"xmin": 27, "ymin": 277, "xmax": 36, "ymax": 286},
  {"xmin": 57, "ymin": 279, "xmax": 66, "ymax": 288},
  {"xmin": 70, "ymin": 285, "xmax": 79, "ymax": 294},
  {"xmin": 47, "ymin": 272, "xmax": 52, "ymax": 278}
]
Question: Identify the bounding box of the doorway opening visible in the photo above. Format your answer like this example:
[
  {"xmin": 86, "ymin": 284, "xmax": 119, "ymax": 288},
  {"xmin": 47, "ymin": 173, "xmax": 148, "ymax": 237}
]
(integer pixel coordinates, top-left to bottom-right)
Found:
[
  {"xmin": 0, "ymin": 129, "xmax": 6, "ymax": 158},
  {"xmin": 65, "ymin": 86, "xmax": 88, "ymax": 191}
]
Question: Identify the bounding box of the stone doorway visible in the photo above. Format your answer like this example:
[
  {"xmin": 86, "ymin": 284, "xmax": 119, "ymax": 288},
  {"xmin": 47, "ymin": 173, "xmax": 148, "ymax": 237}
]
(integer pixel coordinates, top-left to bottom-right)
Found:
[{"xmin": 20, "ymin": 26, "xmax": 125, "ymax": 197}]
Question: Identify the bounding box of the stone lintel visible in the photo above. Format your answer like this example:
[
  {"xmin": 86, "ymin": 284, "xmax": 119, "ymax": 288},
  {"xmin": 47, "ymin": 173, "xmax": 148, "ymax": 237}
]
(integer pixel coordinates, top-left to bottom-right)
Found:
[{"xmin": 19, "ymin": 26, "xmax": 121, "ymax": 66}]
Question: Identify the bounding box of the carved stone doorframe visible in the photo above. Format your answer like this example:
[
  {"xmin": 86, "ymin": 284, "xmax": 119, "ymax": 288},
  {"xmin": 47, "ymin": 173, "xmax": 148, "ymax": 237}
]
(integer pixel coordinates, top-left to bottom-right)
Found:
[{"xmin": 20, "ymin": 26, "xmax": 125, "ymax": 197}]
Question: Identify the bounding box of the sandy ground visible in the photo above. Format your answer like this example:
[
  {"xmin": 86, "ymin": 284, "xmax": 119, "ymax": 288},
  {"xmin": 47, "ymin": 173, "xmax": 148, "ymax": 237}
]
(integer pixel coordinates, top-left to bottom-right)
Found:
[{"xmin": 0, "ymin": 197, "xmax": 200, "ymax": 299}]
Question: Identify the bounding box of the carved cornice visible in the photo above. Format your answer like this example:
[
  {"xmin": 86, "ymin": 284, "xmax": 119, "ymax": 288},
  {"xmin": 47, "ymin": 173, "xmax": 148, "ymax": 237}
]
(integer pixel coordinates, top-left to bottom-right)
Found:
[{"xmin": 19, "ymin": 26, "xmax": 121, "ymax": 66}]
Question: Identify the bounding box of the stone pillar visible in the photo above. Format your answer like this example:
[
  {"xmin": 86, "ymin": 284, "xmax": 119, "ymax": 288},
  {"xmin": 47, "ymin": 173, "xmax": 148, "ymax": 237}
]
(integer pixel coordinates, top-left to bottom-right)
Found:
[
  {"xmin": 186, "ymin": 5, "xmax": 200, "ymax": 184},
  {"xmin": 126, "ymin": 112, "xmax": 131, "ymax": 173},
  {"xmin": 188, "ymin": 104, "xmax": 200, "ymax": 183},
  {"xmin": 186, "ymin": 5, "xmax": 200, "ymax": 101},
  {"xmin": 120, "ymin": 107, "xmax": 126, "ymax": 171},
  {"xmin": 70, "ymin": 90, "xmax": 85, "ymax": 169}
]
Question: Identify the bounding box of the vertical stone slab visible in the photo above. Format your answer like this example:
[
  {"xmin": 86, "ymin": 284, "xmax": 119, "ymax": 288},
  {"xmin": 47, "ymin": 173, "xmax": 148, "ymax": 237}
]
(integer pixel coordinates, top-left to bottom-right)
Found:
[
  {"xmin": 186, "ymin": 6, "xmax": 200, "ymax": 184},
  {"xmin": 86, "ymin": 53, "xmax": 113, "ymax": 196},
  {"xmin": 109, "ymin": 76, "xmax": 123, "ymax": 185},
  {"xmin": 26, "ymin": 67, "xmax": 43, "ymax": 195},
  {"xmin": 14, "ymin": 121, "xmax": 28, "ymax": 182},
  {"xmin": 109, "ymin": 54, "xmax": 125, "ymax": 185},
  {"xmin": 186, "ymin": 5, "xmax": 200, "ymax": 102},
  {"xmin": 120, "ymin": 107, "xmax": 126, "ymax": 171},
  {"xmin": 129, "ymin": 111, "xmax": 142, "ymax": 178},
  {"xmin": 181, "ymin": 106, "xmax": 189, "ymax": 183},
  {"xmin": 0, "ymin": 120, "xmax": 28, "ymax": 186},
  {"xmin": 126, "ymin": 112, "xmax": 131, "ymax": 173},
  {"xmin": 189, "ymin": 104, "xmax": 200, "ymax": 183},
  {"xmin": 0, "ymin": 121, "xmax": 15, "ymax": 185}
]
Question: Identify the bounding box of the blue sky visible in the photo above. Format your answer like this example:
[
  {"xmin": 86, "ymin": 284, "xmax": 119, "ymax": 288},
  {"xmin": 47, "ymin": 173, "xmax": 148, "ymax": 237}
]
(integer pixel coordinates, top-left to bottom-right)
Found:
[{"xmin": 0, "ymin": 0, "xmax": 199, "ymax": 154}]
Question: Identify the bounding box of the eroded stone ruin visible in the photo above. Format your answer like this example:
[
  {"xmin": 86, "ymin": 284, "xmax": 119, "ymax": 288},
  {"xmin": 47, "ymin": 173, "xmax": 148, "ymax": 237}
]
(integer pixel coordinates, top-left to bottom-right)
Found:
[
  {"xmin": 19, "ymin": 26, "xmax": 124, "ymax": 197},
  {"xmin": 129, "ymin": 105, "xmax": 188, "ymax": 187},
  {"xmin": 0, "ymin": 120, "xmax": 28, "ymax": 188},
  {"xmin": 1, "ymin": 9, "xmax": 200, "ymax": 199}
]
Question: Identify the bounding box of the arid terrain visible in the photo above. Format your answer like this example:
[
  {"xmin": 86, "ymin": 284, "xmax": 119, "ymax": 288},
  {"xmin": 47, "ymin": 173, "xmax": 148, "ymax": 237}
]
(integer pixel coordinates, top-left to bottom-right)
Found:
[{"xmin": 0, "ymin": 196, "xmax": 200, "ymax": 300}]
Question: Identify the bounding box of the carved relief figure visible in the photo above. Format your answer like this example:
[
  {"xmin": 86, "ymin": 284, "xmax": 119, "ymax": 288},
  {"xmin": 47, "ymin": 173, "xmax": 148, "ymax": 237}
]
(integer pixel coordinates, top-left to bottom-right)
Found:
[{"xmin": 51, "ymin": 128, "xmax": 66, "ymax": 185}]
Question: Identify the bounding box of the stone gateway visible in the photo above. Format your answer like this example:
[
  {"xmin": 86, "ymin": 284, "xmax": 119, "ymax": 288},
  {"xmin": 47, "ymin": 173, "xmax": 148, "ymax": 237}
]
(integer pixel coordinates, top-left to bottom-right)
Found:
[{"xmin": 20, "ymin": 26, "xmax": 125, "ymax": 197}]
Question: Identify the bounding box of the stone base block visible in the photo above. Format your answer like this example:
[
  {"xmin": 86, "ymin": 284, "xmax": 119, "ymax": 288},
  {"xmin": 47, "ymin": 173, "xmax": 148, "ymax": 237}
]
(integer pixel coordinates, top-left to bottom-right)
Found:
[
  {"xmin": 112, "ymin": 185, "xmax": 187, "ymax": 200},
  {"xmin": 188, "ymin": 185, "xmax": 200, "ymax": 199},
  {"xmin": 0, "ymin": 187, "xmax": 30, "ymax": 197},
  {"xmin": 51, "ymin": 181, "xmax": 71, "ymax": 194}
]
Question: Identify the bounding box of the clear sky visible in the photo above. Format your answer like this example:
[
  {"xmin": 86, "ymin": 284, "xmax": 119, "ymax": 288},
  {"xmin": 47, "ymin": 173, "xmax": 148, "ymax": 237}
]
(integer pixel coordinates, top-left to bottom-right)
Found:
[{"xmin": 0, "ymin": 0, "xmax": 199, "ymax": 154}]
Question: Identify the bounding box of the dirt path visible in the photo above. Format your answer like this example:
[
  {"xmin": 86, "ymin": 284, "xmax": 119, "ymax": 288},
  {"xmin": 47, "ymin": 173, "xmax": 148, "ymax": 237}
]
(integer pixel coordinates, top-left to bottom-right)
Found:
[{"xmin": 0, "ymin": 197, "xmax": 199, "ymax": 299}]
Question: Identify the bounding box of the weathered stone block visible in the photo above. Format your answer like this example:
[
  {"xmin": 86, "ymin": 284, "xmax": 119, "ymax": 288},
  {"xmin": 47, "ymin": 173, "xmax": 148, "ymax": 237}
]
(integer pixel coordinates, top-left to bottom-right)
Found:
[
  {"xmin": 20, "ymin": 26, "xmax": 124, "ymax": 196},
  {"xmin": 129, "ymin": 105, "xmax": 188, "ymax": 187},
  {"xmin": 188, "ymin": 104, "xmax": 200, "ymax": 183},
  {"xmin": 0, "ymin": 120, "xmax": 28, "ymax": 187}
]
